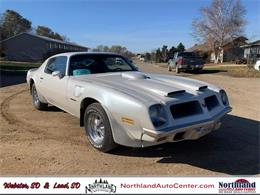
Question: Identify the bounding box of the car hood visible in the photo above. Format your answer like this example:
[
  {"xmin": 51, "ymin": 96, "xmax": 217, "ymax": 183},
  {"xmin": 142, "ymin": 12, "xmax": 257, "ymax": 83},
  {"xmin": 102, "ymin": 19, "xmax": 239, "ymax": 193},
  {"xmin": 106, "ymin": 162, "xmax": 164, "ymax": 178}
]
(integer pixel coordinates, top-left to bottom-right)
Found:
[{"xmin": 73, "ymin": 71, "xmax": 216, "ymax": 103}]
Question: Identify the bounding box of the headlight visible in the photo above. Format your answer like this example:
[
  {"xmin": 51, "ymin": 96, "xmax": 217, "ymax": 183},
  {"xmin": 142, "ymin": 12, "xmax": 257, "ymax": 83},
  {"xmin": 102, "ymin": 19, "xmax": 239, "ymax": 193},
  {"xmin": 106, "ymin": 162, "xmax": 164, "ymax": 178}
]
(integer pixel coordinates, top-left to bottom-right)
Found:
[
  {"xmin": 149, "ymin": 104, "xmax": 167, "ymax": 127},
  {"xmin": 220, "ymin": 90, "xmax": 229, "ymax": 106}
]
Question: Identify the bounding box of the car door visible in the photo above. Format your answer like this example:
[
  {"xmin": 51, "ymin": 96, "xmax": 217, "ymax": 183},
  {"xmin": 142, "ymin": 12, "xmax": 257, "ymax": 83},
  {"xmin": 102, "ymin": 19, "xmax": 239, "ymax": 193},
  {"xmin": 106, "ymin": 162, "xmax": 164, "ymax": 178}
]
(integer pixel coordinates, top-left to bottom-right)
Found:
[{"xmin": 38, "ymin": 56, "xmax": 70, "ymax": 110}]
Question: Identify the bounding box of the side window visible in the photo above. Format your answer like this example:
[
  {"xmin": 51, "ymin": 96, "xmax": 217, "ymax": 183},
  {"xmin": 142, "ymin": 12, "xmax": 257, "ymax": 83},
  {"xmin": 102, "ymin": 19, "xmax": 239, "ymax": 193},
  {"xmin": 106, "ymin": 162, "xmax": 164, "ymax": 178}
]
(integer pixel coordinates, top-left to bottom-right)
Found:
[
  {"xmin": 55, "ymin": 57, "xmax": 67, "ymax": 75},
  {"xmin": 44, "ymin": 56, "xmax": 67, "ymax": 75}
]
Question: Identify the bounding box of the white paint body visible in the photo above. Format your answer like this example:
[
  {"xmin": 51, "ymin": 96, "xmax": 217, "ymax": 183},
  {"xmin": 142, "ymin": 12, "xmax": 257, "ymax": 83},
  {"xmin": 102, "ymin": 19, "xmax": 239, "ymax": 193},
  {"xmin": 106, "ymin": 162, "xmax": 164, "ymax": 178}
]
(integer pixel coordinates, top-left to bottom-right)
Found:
[{"xmin": 27, "ymin": 52, "xmax": 231, "ymax": 147}]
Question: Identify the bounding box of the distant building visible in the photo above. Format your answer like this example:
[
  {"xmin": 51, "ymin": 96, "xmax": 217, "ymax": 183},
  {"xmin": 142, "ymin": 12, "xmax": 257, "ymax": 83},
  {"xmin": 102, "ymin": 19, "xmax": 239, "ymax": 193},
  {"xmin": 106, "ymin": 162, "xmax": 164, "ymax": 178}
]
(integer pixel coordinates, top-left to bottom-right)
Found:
[
  {"xmin": 0, "ymin": 32, "xmax": 88, "ymax": 62},
  {"xmin": 187, "ymin": 36, "xmax": 248, "ymax": 63},
  {"xmin": 136, "ymin": 53, "xmax": 145, "ymax": 61},
  {"xmin": 240, "ymin": 40, "xmax": 260, "ymax": 64}
]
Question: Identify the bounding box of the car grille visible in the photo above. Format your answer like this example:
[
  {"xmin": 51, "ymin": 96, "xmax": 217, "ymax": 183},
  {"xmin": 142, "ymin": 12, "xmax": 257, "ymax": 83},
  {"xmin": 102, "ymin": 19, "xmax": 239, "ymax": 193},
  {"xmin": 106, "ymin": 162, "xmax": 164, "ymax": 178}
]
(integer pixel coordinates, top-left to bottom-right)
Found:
[
  {"xmin": 170, "ymin": 101, "xmax": 203, "ymax": 119},
  {"xmin": 204, "ymin": 95, "xmax": 219, "ymax": 111}
]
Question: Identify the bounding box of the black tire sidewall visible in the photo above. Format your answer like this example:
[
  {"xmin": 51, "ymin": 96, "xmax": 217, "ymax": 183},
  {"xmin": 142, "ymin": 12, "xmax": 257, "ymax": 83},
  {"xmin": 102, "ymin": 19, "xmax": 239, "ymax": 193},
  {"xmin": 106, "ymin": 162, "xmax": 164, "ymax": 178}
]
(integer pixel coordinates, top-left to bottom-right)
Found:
[{"xmin": 31, "ymin": 83, "xmax": 47, "ymax": 110}]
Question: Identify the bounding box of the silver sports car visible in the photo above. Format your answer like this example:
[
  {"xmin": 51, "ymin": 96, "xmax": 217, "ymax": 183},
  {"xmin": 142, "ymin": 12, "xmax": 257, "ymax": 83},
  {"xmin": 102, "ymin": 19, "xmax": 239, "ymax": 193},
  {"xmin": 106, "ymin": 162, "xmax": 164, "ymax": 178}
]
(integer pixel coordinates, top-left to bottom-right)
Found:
[{"xmin": 27, "ymin": 52, "xmax": 232, "ymax": 152}]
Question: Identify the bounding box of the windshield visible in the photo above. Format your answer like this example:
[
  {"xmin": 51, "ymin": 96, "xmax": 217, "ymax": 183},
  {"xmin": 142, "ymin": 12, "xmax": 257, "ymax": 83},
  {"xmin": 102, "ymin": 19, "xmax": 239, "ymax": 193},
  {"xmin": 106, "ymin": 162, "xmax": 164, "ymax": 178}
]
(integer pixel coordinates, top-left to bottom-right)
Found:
[
  {"xmin": 178, "ymin": 52, "xmax": 201, "ymax": 58},
  {"xmin": 69, "ymin": 54, "xmax": 136, "ymax": 76}
]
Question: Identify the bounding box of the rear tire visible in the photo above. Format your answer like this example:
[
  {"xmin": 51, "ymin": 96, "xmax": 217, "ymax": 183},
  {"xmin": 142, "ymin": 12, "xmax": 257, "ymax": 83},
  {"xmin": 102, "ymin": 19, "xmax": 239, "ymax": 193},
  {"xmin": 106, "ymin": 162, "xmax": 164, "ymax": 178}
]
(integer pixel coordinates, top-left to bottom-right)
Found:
[
  {"xmin": 176, "ymin": 65, "xmax": 180, "ymax": 73},
  {"xmin": 31, "ymin": 83, "xmax": 48, "ymax": 110},
  {"xmin": 194, "ymin": 68, "xmax": 202, "ymax": 73},
  {"xmin": 168, "ymin": 66, "xmax": 172, "ymax": 71},
  {"xmin": 84, "ymin": 103, "xmax": 117, "ymax": 152}
]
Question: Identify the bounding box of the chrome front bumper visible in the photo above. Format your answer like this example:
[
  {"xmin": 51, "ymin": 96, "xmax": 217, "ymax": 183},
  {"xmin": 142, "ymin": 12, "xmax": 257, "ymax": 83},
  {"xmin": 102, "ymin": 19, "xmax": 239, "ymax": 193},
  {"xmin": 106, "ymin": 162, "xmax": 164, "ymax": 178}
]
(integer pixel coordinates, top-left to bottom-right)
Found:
[{"xmin": 141, "ymin": 107, "xmax": 232, "ymax": 143}]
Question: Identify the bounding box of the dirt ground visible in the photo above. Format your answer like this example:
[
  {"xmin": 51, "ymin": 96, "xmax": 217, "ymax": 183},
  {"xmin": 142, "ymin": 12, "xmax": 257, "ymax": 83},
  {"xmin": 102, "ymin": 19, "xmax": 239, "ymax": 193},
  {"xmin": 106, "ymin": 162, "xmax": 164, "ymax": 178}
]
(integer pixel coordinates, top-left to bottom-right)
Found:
[{"xmin": 0, "ymin": 62, "xmax": 259, "ymax": 176}]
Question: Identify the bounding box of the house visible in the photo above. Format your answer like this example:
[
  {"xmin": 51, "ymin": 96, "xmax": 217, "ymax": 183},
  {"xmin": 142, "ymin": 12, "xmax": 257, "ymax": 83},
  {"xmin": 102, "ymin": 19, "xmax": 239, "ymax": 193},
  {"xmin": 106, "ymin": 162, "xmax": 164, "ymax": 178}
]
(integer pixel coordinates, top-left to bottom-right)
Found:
[
  {"xmin": 187, "ymin": 36, "xmax": 248, "ymax": 63},
  {"xmin": 185, "ymin": 43, "xmax": 209, "ymax": 60},
  {"xmin": 240, "ymin": 40, "xmax": 260, "ymax": 64},
  {"xmin": 136, "ymin": 53, "xmax": 145, "ymax": 61},
  {"xmin": 0, "ymin": 32, "xmax": 88, "ymax": 62}
]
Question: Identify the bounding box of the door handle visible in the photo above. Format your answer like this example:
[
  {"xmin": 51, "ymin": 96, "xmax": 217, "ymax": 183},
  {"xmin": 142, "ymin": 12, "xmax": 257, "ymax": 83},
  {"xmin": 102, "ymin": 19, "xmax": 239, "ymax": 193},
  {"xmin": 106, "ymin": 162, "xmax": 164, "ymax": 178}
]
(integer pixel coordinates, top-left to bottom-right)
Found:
[{"xmin": 40, "ymin": 77, "xmax": 44, "ymax": 80}]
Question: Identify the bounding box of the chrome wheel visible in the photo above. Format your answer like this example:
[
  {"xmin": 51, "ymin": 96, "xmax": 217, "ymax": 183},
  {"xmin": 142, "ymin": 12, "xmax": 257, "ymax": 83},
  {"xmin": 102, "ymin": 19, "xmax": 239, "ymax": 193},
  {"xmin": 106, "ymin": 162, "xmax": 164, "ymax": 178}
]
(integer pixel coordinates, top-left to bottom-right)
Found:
[
  {"xmin": 31, "ymin": 83, "xmax": 48, "ymax": 110},
  {"xmin": 84, "ymin": 103, "xmax": 117, "ymax": 152},
  {"xmin": 32, "ymin": 85, "xmax": 40, "ymax": 104},
  {"xmin": 87, "ymin": 112, "xmax": 105, "ymax": 145}
]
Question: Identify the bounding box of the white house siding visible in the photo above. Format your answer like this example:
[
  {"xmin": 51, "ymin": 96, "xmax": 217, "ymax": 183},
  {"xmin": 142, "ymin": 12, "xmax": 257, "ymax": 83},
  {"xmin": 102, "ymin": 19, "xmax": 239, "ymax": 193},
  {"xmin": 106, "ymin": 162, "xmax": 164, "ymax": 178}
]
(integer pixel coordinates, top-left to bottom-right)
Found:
[{"xmin": 243, "ymin": 46, "xmax": 260, "ymax": 64}]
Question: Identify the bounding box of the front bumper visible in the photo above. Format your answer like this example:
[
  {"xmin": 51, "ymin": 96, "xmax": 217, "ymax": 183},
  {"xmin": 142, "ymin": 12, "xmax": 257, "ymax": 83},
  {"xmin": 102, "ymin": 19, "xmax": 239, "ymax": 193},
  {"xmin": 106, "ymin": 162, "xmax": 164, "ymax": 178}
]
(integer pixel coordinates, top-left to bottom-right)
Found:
[
  {"xmin": 179, "ymin": 64, "xmax": 204, "ymax": 70},
  {"xmin": 141, "ymin": 106, "xmax": 232, "ymax": 144}
]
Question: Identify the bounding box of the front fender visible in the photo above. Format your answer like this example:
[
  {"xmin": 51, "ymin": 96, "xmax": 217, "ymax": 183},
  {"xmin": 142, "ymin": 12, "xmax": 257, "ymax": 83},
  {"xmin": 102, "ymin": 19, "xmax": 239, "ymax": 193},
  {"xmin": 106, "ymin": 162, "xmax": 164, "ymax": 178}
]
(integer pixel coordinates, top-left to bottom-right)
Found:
[{"xmin": 77, "ymin": 83, "xmax": 154, "ymax": 147}]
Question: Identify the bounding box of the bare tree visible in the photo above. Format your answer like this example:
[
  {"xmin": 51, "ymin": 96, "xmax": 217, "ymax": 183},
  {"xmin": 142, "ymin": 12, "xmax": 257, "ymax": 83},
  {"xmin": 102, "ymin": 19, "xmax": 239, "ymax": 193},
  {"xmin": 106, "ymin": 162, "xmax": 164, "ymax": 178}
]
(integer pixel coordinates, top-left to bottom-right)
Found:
[
  {"xmin": 36, "ymin": 25, "xmax": 67, "ymax": 41},
  {"xmin": 97, "ymin": 45, "xmax": 109, "ymax": 52},
  {"xmin": 92, "ymin": 45, "xmax": 134, "ymax": 58},
  {"xmin": 192, "ymin": 0, "xmax": 246, "ymax": 63},
  {"xmin": 161, "ymin": 45, "xmax": 168, "ymax": 62},
  {"xmin": 0, "ymin": 10, "xmax": 32, "ymax": 40}
]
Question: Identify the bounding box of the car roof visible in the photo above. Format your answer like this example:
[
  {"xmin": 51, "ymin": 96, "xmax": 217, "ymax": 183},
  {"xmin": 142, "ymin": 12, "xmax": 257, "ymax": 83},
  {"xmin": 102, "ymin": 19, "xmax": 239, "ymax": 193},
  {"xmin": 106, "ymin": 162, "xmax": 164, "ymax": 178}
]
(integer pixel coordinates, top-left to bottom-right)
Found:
[{"xmin": 52, "ymin": 52, "xmax": 122, "ymax": 58}]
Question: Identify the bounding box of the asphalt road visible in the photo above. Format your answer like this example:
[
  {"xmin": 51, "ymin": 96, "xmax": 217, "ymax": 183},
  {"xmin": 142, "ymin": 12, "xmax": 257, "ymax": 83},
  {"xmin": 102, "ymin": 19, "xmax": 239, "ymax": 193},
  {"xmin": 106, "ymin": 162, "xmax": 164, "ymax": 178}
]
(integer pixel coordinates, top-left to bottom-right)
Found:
[{"xmin": 0, "ymin": 62, "xmax": 259, "ymax": 176}]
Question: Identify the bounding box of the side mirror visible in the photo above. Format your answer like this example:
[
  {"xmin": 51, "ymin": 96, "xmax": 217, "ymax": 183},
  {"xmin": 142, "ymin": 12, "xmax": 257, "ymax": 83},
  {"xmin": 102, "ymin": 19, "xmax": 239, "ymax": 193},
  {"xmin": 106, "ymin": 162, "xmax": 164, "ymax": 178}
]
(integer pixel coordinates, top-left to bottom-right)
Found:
[{"xmin": 52, "ymin": 71, "xmax": 63, "ymax": 79}]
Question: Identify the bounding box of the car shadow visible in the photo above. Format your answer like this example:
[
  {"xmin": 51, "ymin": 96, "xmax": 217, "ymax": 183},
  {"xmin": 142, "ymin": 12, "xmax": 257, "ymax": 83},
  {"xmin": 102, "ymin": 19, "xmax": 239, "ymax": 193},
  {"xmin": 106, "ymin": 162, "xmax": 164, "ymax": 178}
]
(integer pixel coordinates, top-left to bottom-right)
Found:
[
  {"xmin": 184, "ymin": 69, "xmax": 225, "ymax": 74},
  {"xmin": 45, "ymin": 105, "xmax": 63, "ymax": 112},
  {"xmin": 111, "ymin": 114, "xmax": 260, "ymax": 175}
]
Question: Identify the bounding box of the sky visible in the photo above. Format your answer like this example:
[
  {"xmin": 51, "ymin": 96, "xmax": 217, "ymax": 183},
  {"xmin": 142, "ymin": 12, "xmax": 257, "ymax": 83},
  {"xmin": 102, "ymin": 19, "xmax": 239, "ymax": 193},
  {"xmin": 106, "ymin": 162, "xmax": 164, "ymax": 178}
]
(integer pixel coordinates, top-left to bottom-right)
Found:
[{"xmin": 0, "ymin": 0, "xmax": 259, "ymax": 53}]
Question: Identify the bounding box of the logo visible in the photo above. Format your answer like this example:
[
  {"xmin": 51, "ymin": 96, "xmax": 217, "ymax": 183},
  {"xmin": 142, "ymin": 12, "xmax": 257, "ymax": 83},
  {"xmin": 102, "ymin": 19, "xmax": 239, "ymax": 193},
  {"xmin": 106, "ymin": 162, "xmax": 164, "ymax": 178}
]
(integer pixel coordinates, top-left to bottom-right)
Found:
[
  {"xmin": 219, "ymin": 178, "xmax": 256, "ymax": 194},
  {"xmin": 85, "ymin": 179, "xmax": 116, "ymax": 194}
]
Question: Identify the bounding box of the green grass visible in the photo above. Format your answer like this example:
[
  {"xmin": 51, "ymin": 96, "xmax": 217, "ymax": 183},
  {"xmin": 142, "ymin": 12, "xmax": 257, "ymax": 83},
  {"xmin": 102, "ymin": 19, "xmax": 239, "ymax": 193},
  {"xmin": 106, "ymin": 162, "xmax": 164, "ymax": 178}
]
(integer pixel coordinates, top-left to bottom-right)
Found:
[
  {"xmin": 204, "ymin": 65, "xmax": 260, "ymax": 78},
  {"xmin": 0, "ymin": 61, "xmax": 41, "ymax": 71},
  {"xmin": 151, "ymin": 62, "xmax": 260, "ymax": 78}
]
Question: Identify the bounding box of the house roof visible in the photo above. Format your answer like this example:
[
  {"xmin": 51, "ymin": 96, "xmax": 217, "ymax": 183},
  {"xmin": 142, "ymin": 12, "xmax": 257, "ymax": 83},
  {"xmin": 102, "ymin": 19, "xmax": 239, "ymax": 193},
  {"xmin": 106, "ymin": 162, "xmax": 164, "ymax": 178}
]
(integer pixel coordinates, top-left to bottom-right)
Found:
[
  {"xmin": 222, "ymin": 36, "xmax": 248, "ymax": 46},
  {"xmin": 186, "ymin": 43, "xmax": 210, "ymax": 52},
  {"xmin": 240, "ymin": 40, "xmax": 260, "ymax": 48},
  {"xmin": 1, "ymin": 32, "xmax": 88, "ymax": 49},
  {"xmin": 187, "ymin": 36, "xmax": 248, "ymax": 52}
]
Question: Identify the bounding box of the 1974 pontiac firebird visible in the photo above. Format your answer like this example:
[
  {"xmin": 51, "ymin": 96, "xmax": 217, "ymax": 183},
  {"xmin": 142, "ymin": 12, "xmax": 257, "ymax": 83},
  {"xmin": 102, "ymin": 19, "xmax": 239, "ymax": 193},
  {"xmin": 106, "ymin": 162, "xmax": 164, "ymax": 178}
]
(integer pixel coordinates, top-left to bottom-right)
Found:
[{"xmin": 27, "ymin": 52, "xmax": 232, "ymax": 152}]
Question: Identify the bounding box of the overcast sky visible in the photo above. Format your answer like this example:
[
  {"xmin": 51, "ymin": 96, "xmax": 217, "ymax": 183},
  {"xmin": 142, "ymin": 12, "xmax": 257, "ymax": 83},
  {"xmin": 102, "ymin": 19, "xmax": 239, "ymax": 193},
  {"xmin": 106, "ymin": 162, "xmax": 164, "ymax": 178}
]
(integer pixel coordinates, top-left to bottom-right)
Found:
[{"xmin": 1, "ymin": 0, "xmax": 259, "ymax": 53}]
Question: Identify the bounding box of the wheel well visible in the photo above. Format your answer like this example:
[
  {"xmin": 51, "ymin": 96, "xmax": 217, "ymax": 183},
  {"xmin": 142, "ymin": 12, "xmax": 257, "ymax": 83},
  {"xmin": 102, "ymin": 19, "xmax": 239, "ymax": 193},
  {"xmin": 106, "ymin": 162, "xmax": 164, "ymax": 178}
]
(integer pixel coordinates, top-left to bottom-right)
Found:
[
  {"xmin": 29, "ymin": 79, "xmax": 34, "ymax": 94},
  {"xmin": 80, "ymin": 97, "xmax": 99, "ymax": 126}
]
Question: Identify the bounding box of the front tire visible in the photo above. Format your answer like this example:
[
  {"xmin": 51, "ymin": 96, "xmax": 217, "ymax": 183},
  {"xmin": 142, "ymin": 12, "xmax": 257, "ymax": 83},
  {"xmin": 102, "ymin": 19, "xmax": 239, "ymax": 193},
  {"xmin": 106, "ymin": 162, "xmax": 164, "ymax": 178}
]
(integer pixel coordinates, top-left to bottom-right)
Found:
[
  {"xmin": 31, "ymin": 83, "xmax": 48, "ymax": 110},
  {"xmin": 168, "ymin": 66, "xmax": 172, "ymax": 71},
  {"xmin": 84, "ymin": 103, "xmax": 117, "ymax": 152}
]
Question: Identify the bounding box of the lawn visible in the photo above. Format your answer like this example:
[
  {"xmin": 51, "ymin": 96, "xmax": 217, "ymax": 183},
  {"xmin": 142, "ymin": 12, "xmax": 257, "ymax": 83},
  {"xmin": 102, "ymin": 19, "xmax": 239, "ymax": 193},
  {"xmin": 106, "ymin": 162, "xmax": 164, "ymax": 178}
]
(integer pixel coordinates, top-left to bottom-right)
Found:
[
  {"xmin": 0, "ymin": 61, "xmax": 41, "ymax": 71},
  {"xmin": 204, "ymin": 65, "xmax": 260, "ymax": 78},
  {"xmin": 150, "ymin": 61, "xmax": 260, "ymax": 78}
]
